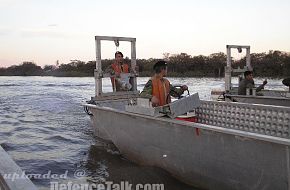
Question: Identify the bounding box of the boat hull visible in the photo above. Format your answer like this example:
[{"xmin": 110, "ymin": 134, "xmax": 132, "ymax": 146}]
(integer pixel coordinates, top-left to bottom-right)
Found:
[{"xmin": 88, "ymin": 105, "xmax": 290, "ymax": 190}]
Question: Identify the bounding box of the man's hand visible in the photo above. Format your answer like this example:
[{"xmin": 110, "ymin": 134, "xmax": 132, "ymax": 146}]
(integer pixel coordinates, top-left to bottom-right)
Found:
[
  {"xmin": 151, "ymin": 96, "xmax": 159, "ymax": 107},
  {"xmin": 181, "ymin": 85, "xmax": 188, "ymax": 92},
  {"xmin": 263, "ymin": 80, "xmax": 268, "ymax": 86}
]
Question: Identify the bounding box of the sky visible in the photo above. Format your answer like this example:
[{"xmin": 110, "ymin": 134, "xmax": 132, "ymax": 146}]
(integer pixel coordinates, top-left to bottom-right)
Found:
[{"xmin": 0, "ymin": 0, "xmax": 290, "ymax": 67}]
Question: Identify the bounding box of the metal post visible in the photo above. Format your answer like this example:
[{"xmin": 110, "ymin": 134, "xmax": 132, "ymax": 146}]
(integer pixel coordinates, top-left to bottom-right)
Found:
[
  {"xmin": 246, "ymin": 47, "xmax": 252, "ymax": 71},
  {"xmin": 225, "ymin": 46, "xmax": 232, "ymax": 91},
  {"xmin": 131, "ymin": 40, "xmax": 137, "ymax": 91},
  {"xmin": 95, "ymin": 39, "xmax": 102, "ymax": 96},
  {"xmin": 226, "ymin": 46, "xmax": 231, "ymax": 67}
]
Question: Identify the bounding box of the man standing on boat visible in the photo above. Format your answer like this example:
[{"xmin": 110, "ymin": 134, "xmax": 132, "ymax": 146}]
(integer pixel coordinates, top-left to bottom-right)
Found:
[
  {"xmin": 105, "ymin": 51, "xmax": 130, "ymax": 91},
  {"xmin": 238, "ymin": 71, "xmax": 267, "ymax": 95},
  {"xmin": 140, "ymin": 60, "xmax": 188, "ymax": 107}
]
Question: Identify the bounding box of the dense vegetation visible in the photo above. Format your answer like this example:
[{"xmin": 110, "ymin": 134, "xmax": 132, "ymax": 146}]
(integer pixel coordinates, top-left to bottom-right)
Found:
[{"xmin": 1, "ymin": 50, "xmax": 289, "ymax": 78}]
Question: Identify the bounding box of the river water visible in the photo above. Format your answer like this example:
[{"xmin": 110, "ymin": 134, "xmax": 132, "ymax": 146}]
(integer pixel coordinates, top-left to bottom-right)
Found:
[{"xmin": 0, "ymin": 76, "xmax": 287, "ymax": 190}]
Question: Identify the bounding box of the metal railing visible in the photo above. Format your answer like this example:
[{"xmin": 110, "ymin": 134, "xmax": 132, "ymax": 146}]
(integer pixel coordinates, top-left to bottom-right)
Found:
[{"xmin": 196, "ymin": 101, "xmax": 290, "ymax": 139}]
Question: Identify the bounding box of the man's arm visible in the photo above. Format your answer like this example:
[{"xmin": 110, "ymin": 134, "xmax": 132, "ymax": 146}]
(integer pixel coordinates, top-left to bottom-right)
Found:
[
  {"xmin": 169, "ymin": 84, "xmax": 185, "ymax": 98},
  {"xmin": 256, "ymin": 80, "xmax": 267, "ymax": 92},
  {"xmin": 139, "ymin": 80, "xmax": 153, "ymax": 99},
  {"xmin": 256, "ymin": 84, "xmax": 264, "ymax": 92}
]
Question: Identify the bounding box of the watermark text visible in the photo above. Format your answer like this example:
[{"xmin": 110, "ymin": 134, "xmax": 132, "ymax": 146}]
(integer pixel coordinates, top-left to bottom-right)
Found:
[{"xmin": 50, "ymin": 181, "xmax": 164, "ymax": 190}]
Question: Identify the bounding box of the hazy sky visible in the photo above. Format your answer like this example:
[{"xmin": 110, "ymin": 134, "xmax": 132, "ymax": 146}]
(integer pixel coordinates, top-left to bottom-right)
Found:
[{"xmin": 1, "ymin": 0, "xmax": 290, "ymax": 67}]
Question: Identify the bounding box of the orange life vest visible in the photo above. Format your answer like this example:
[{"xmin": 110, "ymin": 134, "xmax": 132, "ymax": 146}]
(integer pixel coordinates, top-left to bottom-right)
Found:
[
  {"xmin": 151, "ymin": 77, "xmax": 171, "ymax": 106},
  {"xmin": 111, "ymin": 63, "xmax": 129, "ymax": 90},
  {"xmin": 111, "ymin": 63, "xmax": 129, "ymax": 74}
]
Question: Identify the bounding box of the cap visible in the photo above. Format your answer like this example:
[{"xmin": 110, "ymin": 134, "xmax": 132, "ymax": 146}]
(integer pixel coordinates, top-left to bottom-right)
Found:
[{"xmin": 153, "ymin": 60, "xmax": 167, "ymax": 70}]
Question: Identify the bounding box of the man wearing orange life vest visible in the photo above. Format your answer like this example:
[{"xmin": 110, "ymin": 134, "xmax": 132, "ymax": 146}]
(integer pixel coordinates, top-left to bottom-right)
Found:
[
  {"xmin": 140, "ymin": 60, "xmax": 188, "ymax": 107},
  {"xmin": 105, "ymin": 51, "xmax": 130, "ymax": 91}
]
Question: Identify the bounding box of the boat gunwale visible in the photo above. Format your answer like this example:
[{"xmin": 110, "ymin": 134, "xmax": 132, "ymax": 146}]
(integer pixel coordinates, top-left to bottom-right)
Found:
[
  {"xmin": 226, "ymin": 94, "xmax": 290, "ymax": 100},
  {"xmin": 0, "ymin": 146, "xmax": 38, "ymax": 190},
  {"xmin": 84, "ymin": 103, "xmax": 290, "ymax": 146}
]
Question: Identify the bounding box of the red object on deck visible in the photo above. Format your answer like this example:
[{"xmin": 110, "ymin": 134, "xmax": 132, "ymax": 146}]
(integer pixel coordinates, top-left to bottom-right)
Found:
[
  {"xmin": 175, "ymin": 116, "xmax": 200, "ymax": 136},
  {"xmin": 175, "ymin": 116, "xmax": 198, "ymax": 122}
]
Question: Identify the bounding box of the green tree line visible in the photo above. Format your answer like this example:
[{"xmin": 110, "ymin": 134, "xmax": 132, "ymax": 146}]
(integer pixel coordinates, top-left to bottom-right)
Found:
[{"xmin": 0, "ymin": 50, "xmax": 289, "ymax": 77}]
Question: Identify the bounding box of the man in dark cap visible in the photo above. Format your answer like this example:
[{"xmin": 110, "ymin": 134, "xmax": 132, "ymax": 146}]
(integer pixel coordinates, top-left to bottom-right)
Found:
[
  {"xmin": 140, "ymin": 60, "xmax": 188, "ymax": 107},
  {"xmin": 238, "ymin": 71, "xmax": 267, "ymax": 95}
]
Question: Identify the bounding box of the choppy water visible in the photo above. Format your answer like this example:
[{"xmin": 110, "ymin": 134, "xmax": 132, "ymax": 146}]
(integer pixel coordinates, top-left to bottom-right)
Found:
[{"xmin": 0, "ymin": 76, "xmax": 287, "ymax": 190}]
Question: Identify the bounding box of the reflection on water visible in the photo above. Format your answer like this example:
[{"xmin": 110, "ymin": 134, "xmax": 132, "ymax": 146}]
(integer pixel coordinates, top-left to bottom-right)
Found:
[{"xmin": 0, "ymin": 76, "xmax": 286, "ymax": 190}]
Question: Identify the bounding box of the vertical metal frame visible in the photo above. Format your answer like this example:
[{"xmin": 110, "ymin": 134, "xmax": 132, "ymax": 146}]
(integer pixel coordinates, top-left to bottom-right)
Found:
[
  {"xmin": 94, "ymin": 36, "xmax": 137, "ymax": 96},
  {"xmin": 225, "ymin": 45, "xmax": 251, "ymax": 92}
]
